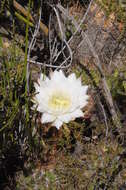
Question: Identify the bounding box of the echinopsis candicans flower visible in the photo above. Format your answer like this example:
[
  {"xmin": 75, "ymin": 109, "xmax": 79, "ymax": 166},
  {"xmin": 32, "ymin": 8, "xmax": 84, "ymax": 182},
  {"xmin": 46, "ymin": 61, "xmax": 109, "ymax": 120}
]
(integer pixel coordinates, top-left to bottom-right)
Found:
[{"xmin": 33, "ymin": 70, "xmax": 89, "ymax": 129}]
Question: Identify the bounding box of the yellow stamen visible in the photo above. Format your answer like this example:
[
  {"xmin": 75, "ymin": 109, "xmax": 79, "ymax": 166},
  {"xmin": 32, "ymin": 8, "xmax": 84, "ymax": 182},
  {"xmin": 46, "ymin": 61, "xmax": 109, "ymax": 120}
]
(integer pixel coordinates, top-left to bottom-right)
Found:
[{"xmin": 48, "ymin": 92, "xmax": 71, "ymax": 110}]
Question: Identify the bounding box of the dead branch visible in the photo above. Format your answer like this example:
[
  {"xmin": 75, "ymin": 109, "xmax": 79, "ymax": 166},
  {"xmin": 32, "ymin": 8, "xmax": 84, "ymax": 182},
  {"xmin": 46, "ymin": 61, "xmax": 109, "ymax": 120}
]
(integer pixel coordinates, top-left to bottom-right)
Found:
[
  {"xmin": 27, "ymin": 0, "xmax": 43, "ymax": 94},
  {"xmin": 13, "ymin": 0, "xmax": 48, "ymax": 36},
  {"xmin": 48, "ymin": 4, "xmax": 73, "ymax": 69},
  {"xmin": 82, "ymin": 32, "xmax": 121, "ymax": 128}
]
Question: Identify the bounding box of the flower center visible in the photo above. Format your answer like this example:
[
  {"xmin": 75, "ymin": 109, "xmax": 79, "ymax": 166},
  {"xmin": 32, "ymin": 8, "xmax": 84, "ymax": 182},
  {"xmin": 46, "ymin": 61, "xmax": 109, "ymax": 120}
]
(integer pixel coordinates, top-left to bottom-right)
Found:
[{"xmin": 48, "ymin": 92, "xmax": 71, "ymax": 111}]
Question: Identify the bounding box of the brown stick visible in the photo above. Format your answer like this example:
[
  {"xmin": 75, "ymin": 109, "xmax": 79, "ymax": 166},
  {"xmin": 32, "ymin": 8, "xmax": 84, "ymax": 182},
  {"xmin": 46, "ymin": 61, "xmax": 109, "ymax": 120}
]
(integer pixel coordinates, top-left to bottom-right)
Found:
[
  {"xmin": 13, "ymin": 0, "xmax": 48, "ymax": 36},
  {"xmin": 82, "ymin": 32, "xmax": 121, "ymax": 129}
]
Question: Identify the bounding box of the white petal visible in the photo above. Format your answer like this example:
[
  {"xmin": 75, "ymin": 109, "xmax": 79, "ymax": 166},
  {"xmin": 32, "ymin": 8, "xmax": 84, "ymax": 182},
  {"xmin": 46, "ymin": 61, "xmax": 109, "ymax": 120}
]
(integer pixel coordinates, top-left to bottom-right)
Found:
[
  {"xmin": 76, "ymin": 78, "xmax": 82, "ymax": 87},
  {"xmin": 37, "ymin": 105, "xmax": 46, "ymax": 113},
  {"xmin": 68, "ymin": 73, "xmax": 76, "ymax": 82},
  {"xmin": 72, "ymin": 109, "xmax": 84, "ymax": 118},
  {"xmin": 68, "ymin": 74, "xmax": 82, "ymax": 89},
  {"xmin": 52, "ymin": 119, "xmax": 63, "ymax": 129},
  {"xmin": 59, "ymin": 109, "xmax": 83, "ymax": 123},
  {"xmin": 80, "ymin": 101, "xmax": 88, "ymax": 109},
  {"xmin": 34, "ymin": 93, "xmax": 48, "ymax": 112},
  {"xmin": 41, "ymin": 113, "xmax": 56, "ymax": 123},
  {"xmin": 34, "ymin": 82, "xmax": 40, "ymax": 92},
  {"xmin": 50, "ymin": 70, "xmax": 66, "ymax": 82},
  {"xmin": 58, "ymin": 114, "xmax": 72, "ymax": 123},
  {"xmin": 37, "ymin": 74, "xmax": 49, "ymax": 89},
  {"xmin": 81, "ymin": 85, "xmax": 88, "ymax": 95},
  {"xmin": 79, "ymin": 95, "xmax": 89, "ymax": 109}
]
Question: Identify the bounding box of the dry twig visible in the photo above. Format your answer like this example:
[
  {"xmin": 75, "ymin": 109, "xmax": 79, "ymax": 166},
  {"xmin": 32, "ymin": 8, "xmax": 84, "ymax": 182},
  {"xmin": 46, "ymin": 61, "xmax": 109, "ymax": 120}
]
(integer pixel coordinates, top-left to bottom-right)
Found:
[{"xmin": 13, "ymin": 0, "xmax": 48, "ymax": 36}]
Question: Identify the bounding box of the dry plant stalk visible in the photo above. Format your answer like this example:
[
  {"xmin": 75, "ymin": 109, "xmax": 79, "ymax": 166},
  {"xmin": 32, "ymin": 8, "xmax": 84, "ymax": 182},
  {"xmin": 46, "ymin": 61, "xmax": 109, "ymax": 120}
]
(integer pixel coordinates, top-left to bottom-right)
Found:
[
  {"xmin": 27, "ymin": 3, "xmax": 73, "ymax": 70},
  {"xmin": 82, "ymin": 32, "xmax": 121, "ymax": 129},
  {"xmin": 13, "ymin": 0, "xmax": 48, "ymax": 36}
]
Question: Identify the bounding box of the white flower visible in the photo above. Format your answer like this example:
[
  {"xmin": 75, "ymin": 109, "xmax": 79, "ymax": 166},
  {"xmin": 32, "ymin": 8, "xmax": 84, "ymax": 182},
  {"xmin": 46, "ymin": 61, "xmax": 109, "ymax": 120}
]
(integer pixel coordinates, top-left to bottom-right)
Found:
[{"xmin": 33, "ymin": 70, "xmax": 89, "ymax": 129}]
